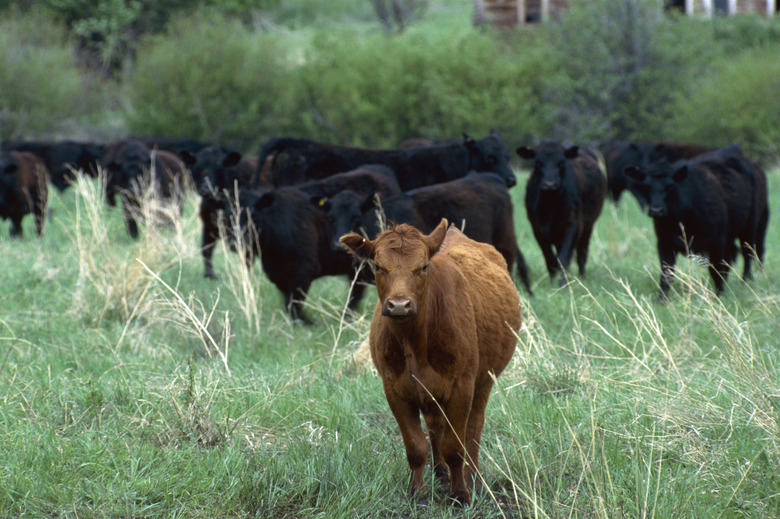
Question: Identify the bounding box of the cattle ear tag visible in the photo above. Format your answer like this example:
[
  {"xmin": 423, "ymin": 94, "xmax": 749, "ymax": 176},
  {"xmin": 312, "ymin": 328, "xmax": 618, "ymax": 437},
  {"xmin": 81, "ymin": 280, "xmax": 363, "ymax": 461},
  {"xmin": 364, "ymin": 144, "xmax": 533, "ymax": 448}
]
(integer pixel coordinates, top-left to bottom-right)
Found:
[{"xmin": 318, "ymin": 197, "xmax": 327, "ymax": 207}]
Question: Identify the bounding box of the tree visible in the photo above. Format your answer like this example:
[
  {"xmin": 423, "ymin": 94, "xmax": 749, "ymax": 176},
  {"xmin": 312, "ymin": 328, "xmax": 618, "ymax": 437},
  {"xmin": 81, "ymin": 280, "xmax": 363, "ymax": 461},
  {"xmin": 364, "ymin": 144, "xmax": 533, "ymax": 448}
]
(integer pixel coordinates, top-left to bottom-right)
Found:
[{"xmin": 370, "ymin": 0, "xmax": 429, "ymax": 32}]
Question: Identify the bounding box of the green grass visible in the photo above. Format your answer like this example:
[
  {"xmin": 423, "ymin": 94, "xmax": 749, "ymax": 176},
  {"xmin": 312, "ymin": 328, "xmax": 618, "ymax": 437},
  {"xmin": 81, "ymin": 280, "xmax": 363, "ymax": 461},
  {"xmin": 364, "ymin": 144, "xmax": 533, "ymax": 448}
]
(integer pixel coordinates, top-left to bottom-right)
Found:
[{"xmin": 0, "ymin": 166, "xmax": 778, "ymax": 518}]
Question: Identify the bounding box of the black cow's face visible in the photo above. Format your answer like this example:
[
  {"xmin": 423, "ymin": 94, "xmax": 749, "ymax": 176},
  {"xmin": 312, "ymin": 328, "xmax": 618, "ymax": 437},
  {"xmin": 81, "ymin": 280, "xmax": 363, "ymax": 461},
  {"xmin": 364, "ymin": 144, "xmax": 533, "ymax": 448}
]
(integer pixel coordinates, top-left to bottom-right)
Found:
[
  {"xmin": 625, "ymin": 161, "xmax": 687, "ymax": 218},
  {"xmin": 518, "ymin": 141, "xmax": 578, "ymax": 191},
  {"xmin": 184, "ymin": 146, "xmax": 243, "ymax": 197},
  {"xmin": 464, "ymin": 130, "xmax": 516, "ymax": 188},
  {"xmin": 315, "ymin": 190, "xmax": 366, "ymax": 253}
]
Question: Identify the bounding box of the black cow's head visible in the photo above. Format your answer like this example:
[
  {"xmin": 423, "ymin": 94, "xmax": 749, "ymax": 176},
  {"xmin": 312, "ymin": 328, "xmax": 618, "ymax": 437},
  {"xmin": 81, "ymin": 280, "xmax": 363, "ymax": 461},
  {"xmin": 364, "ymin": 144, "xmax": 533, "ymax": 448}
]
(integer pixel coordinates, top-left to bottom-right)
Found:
[
  {"xmin": 463, "ymin": 130, "xmax": 516, "ymax": 188},
  {"xmin": 311, "ymin": 190, "xmax": 369, "ymax": 253},
  {"xmin": 624, "ymin": 159, "xmax": 687, "ymax": 218},
  {"xmin": 517, "ymin": 140, "xmax": 580, "ymax": 191},
  {"xmin": 181, "ymin": 146, "xmax": 243, "ymax": 196}
]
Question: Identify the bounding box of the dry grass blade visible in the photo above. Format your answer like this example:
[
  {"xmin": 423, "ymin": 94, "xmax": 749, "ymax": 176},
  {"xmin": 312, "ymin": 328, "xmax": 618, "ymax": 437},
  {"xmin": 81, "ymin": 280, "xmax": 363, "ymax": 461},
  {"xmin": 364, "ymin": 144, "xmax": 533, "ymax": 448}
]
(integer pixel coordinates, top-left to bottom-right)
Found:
[{"xmin": 137, "ymin": 258, "xmax": 231, "ymax": 377}]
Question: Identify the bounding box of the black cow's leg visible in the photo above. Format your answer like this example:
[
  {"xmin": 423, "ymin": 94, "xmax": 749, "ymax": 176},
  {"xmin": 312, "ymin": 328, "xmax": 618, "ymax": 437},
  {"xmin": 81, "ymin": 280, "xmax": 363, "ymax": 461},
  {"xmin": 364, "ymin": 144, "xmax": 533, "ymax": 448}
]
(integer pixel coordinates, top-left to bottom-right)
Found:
[
  {"xmin": 201, "ymin": 217, "xmax": 220, "ymax": 279},
  {"xmin": 576, "ymin": 224, "xmax": 596, "ymax": 277},
  {"xmin": 346, "ymin": 279, "xmax": 366, "ymax": 312},
  {"xmin": 556, "ymin": 227, "xmax": 579, "ymax": 287},
  {"xmin": 10, "ymin": 217, "xmax": 23, "ymax": 238},
  {"xmin": 658, "ymin": 244, "xmax": 677, "ymax": 302}
]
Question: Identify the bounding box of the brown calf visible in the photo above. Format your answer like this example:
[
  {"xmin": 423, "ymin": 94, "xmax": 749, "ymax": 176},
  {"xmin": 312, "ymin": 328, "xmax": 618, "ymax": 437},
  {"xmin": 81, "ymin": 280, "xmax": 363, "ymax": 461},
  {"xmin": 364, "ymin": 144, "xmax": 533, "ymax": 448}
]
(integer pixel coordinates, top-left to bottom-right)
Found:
[{"xmin": 340, "ymin": 219, "xmax": 522, "ymax": 505}]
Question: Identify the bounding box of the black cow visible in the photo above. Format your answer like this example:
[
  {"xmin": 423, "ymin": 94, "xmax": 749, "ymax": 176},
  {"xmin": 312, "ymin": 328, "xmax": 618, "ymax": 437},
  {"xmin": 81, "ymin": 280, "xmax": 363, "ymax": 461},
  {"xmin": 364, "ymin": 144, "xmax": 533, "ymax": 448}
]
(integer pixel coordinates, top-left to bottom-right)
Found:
[
  {"xmin": 603, "ymin": 140, "xmax": 714, "ymax": 208},
  {"xmin": 517, "ymin": 140, "xmax": 607, "ymax": 288},
  {"xmin": 228, "ymin": 165, "xmax": 403, "ymax": 318},
  {"xmin": 236, "ymin": 185, "xmax": 369, "ymax": 323},
  {"xmin": 101, "ymin": 138, "xmax": 191, "ymax": 238},
  {"xmin": 0, "ymin": 151, "xmax": 49, "ymax": 237},
  {"xmin": 180, "ymin": 146, "xmax": 270, "ymax": 279},
  {"xmin": 326, "ymin": 172, "xmax": 533, "ymax": 294},
  {"xmin": 256, "ymin": 130, "xmax": 516, "ymax": 190},
  {"xmin": 1, "ymin": 139, "xmax": 104, "ymax": 191},
  {"xmin": 625, "ymin": 145, "xmax": 769, "ymax": 300}
]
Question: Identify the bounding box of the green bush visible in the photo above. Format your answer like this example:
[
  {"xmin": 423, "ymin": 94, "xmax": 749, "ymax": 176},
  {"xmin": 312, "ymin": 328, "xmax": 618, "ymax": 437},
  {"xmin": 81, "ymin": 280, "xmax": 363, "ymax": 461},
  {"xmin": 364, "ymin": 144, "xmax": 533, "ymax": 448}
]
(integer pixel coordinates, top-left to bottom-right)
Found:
[
  {"xmin": 294, "ymin": 28, "xmax": 542, "ymax": 148},
  {"xmin": 528, "ymin": 0, "xmax": 716, "ymax": 146},
  {"xmin": 123, "ymin": 13, "xmax": 299, "ymax": 153},
  {"xmin": 667, "ymin": 47, "xmax": 780, "ymax": 163},
  {"xmin": 0, "ymin": 9, "xmax": 94, "ymax": 140}
]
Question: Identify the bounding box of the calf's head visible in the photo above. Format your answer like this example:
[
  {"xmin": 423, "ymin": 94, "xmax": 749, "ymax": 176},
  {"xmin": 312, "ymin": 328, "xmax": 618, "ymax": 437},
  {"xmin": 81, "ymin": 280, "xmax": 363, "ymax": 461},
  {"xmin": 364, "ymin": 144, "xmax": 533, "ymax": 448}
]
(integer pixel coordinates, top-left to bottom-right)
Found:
[
  {"xmin": 517, "ymin": 140, "xmax": 579, "ymax": 191},
  {"xmin": 625, "ymin": 160, "xmax": 688, "ymax": 218},
  {"xmin": 340, "ymin": 219, "xmax": 448, "ymax": 320},
  {"xmin": 464, "ymin": 130, "xmax": 516, "ymax": 188}
]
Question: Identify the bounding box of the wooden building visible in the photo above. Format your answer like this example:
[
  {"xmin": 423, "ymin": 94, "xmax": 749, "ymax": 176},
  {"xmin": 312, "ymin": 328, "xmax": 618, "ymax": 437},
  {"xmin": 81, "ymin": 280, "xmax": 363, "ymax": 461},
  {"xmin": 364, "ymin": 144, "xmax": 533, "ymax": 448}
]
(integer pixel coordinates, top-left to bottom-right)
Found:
[{"xmin": 475, "ymin": 0, "xmax": 778, "ymax": 27}]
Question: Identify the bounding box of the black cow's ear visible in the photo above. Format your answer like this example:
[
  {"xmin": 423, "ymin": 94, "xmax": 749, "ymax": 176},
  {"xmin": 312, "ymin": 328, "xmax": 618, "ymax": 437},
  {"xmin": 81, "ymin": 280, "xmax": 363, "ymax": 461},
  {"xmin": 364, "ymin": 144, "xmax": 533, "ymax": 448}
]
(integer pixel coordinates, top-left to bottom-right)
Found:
[
  {"xmin": 223, "ymin": 151, "xmax": 242, "ymax": 168},
  {"xmin": 310, "ymin": 196, "xmax": 331, "ymax": 211},
  {"xmin": 463, "ymin": 132, "xmax": 475, "ymax": 148},
  {"xmin": 340, "ymin": 233, "xmax": 374, "ymax": 260},
  {"xmin": 516, "ymin": 146, "xmax": 535, "ymax": 160},
  {"xmin": 180, "ymin": 150, "xmax": 196, "ymax": 166},
  {"xmin": 564, "ymin": 146, "xmax": 580, "ymax": 159},
  {"xmin": 359, "ymin": 193, "xmax": 377, "ymax": 214},
  {"xmin": 624, "ymin": 166, "xmax": 644, "ymax": 182},
  {"xmin": 673, "ymin": 165, "xmax": 688, "ymax": 182},
  {"xmin": 254, "ymin": 192, "xmax": 275, "ymax": 211}
]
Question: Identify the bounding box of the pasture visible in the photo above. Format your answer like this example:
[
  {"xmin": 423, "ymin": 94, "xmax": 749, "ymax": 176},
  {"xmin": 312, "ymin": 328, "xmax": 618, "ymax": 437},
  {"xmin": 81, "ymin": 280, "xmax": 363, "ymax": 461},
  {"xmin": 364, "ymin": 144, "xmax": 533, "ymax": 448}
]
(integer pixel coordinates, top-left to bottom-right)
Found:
[{"xmin": 0, "ymin": 164, "xmax": 777, "ymax": 518}]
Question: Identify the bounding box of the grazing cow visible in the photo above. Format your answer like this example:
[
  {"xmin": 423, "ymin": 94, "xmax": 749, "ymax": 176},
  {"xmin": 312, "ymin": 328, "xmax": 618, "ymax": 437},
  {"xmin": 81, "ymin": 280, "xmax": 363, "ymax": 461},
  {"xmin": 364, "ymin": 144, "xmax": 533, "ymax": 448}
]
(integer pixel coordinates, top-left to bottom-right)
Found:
[
  {"xmin": 238, "ymin": 184, "xmax": 375, "ymax": 323},
  {"xmin": 180, "ymin": 146, "xmax": 263, "ymax": 278},
  {"xmin": 232, "ymin": 166, "xmax": 402, "ymax": 315},
  {"xmin": 325, "ymin": 172, "xmax": 533, "ymax": 294},
  {"xmin": 340, "ymin": 220, "xmax": 522, "ymax": 505},
  {"xmin": 603, "ymin": 140, "xmax": 714, "ymax": 208},
  {"xmin": 625, "ymin": 145, "xmax": 769, "ymax": 300},
  {"xmin": 1, "ymin": 139, "xmax": 104, "ymax": 191},
  {"xmin": 256, "ymin": 130, "xmax": 516, "ymax": 190},
  {"xmin": 0, "ymin": 151, "xmax": 49, "ymax": 237},
  {"xmin": 101, "ymin": 138, "xmax": 191, "ymax": 238},
  {"xmin": 517, "ymin": 140, "xmax": 607, "ymax": 287}
]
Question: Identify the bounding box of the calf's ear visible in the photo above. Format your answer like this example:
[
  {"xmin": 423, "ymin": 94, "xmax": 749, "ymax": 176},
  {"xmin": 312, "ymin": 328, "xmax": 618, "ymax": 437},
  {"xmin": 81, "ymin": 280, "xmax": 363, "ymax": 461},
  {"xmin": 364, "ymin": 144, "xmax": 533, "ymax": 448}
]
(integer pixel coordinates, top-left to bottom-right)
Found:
[
  {"xmin": 673, "ymin": 165, "xmax": 688, "ymax": 183},
  {"xmin": 425, "ymin": 218, "xmax": 449, "ymax": 257},
  {"xmin": 339, "ymin": 233, "xmax": 374, "ymax": 260},
  {"xmin": 310, "ymin": 196, "xmax": 331, "ymax": 211},
  {"xmin": 180, "ymin": 150, "xmax": 196, "ymax": 166},
  {"xmin": 223, "ymin": 151, "xmax": 242, "ymax": 167},
  {"xmin": 564, "ymin": 146, "xmax": 580, "ymax": 159},
  {"xmin": 516, "ymin": 146, "xmax": 535, "ymax": 160}
]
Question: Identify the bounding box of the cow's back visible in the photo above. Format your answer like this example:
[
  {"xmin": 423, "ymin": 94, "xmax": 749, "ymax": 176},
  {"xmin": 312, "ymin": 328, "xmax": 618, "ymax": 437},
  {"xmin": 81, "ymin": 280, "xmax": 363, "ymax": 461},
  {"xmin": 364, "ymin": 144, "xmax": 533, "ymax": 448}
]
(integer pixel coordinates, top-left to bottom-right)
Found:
[{"xmin": 437, "ymin": 227, "xmax": 521, "ymax": 374}]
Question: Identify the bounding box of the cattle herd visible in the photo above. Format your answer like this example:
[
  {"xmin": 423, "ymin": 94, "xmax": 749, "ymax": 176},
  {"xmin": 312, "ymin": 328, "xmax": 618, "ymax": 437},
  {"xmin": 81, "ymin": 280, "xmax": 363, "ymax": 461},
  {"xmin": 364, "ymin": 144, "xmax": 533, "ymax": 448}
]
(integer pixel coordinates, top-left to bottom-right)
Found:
[
  {"xmin": 0, "ymin": 132, "xmax": 772, "ymax": 308},
  {"xmin": 0, "ymin": 131, "xmax": 772, "ymax": 505}
]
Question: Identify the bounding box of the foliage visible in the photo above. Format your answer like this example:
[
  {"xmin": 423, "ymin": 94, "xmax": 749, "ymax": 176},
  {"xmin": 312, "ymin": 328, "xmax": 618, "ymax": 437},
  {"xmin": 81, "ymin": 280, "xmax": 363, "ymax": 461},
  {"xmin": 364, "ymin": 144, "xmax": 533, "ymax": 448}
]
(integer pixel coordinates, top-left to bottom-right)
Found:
[
  {"xmin": 529, "ymin": 0, "xmax": 716, "ymax": 147},
  {"xmin": 123, "ymin": 13, "xmax": 298, "ymax": 154},
  {"xmin": 0, "ymin": 9, "xmax": 94, "ymax": 140},
  {"xmin": 667, "ymin": 47, "xmax": 780, "ymax": 163},
  {"xmin": 295, "ymin": 28, "xmax": 541, "ymax": 147},
  {"xmin": 370, "ymin": 0, "xmax": 429, "ymax": 32}
]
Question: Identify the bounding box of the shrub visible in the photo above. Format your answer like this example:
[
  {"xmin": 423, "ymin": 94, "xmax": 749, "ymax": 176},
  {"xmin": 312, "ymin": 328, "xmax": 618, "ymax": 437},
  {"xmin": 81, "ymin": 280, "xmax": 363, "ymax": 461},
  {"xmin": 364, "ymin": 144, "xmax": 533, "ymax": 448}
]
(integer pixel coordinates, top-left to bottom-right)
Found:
[
  {"xmin": 123, "ymin": 13, "xmax": 298, "ymax": 153},
  {"xmin": 528, "ymin": 0, "xmax": 716, "ymax": 147},
  {"xmin": 0, "ymin": 9, "xmax": 93, "ymax": 139},
  {"xmin": 666, "ymin": 47, "xmax": 780, "ymax": 163},
  {"xmin": 294, "ymin": 28, "xmax": 542, "ymax": 148}
]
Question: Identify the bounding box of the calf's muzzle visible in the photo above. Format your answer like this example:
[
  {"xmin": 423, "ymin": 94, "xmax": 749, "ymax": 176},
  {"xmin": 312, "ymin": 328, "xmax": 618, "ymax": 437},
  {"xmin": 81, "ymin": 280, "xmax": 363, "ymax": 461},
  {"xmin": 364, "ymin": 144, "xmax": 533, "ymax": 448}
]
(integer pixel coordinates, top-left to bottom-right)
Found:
[{"xmin": 382, "ymin": 297, "xmax": 417, "ymax": 318}]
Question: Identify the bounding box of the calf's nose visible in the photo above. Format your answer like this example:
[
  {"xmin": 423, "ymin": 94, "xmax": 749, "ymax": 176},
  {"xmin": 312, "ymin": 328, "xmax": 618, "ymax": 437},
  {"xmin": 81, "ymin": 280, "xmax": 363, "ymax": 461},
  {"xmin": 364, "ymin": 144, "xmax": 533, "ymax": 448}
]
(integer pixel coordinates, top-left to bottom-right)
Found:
[
  {"xmin": 648, "ymin": 205, "xmax": 666, "ymax": 217},
  {"xmin": 383, "ymin": 297, "xmax": 417, "ymax": 318}
]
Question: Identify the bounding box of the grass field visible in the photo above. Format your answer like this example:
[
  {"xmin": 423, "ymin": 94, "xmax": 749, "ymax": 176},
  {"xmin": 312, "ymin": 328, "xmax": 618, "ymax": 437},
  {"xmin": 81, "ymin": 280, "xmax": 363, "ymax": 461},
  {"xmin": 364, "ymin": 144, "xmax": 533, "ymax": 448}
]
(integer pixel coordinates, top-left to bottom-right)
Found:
[{"xmin": 0, "ymin": 165, "xmax": 778, "ymax": 518}]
